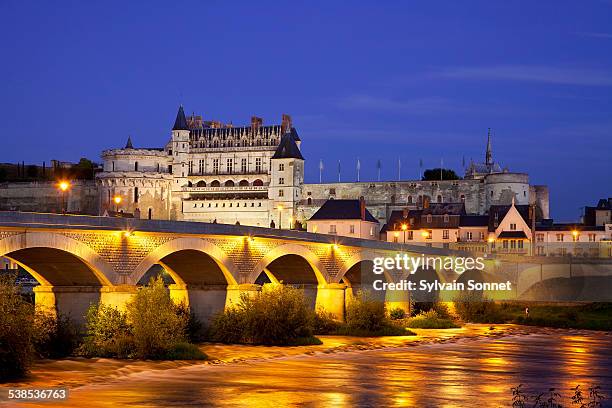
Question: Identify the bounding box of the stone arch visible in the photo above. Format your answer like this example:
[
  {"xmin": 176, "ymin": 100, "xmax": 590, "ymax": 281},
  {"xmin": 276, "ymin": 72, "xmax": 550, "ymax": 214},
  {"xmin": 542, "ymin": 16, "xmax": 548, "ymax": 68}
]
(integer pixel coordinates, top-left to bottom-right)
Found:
[
  {"xmin": 0, "ymin": 231, "xmax": 117, "ymax": 286},
  {"xmin": 210, "ymin": 180, "xmax": 221, "ymax": 187},
  {"xmin": 130, "ymin": 237, "xmax": 238, "ymax": 286},
  {"xmin": 248, "ymin": 243, "xmax": 329, "ymax": 285},
  {"xmin": 253, "ymin": 179, "xmax": 263, "ymax": 186},
  {"xmin": 196, "ymin": 180, "xmax": 206, "ymax": 187},
  {"xmin": 239, "ymin": 179, "xmax": 249, "ymax": 186},
  {"xmin": 224, "ymin": 180, "xmax": 235, "ymax": 187}
]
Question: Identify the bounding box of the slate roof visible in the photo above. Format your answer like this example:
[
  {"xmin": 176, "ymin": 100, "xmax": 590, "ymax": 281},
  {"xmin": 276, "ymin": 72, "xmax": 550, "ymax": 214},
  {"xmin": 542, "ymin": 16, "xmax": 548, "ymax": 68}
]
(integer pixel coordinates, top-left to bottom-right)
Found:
[
  {"xmin": 172, "ymin": 105, "xmax": 189, "ymax": 131},
  {"xmin": 421, "ymin": 203, "xmax": 465, "ymax": 216},
  {"xmin": 125, "ymin": 136, "xmax": 134, "ymax": 149},
  {"xmin": 535, "ymin": 222, "xmax": 605, "ymax": 232},
  {"xmin": 460, "ymin": 215, "xmax": 489, "ymax": 227},
  {"xmin": 309, "ymin": 199, "xmax": 378, "ymax": 223},
  {"xmin": 272, "ymin": 133, "xmax": 304, "ymax": 160}
]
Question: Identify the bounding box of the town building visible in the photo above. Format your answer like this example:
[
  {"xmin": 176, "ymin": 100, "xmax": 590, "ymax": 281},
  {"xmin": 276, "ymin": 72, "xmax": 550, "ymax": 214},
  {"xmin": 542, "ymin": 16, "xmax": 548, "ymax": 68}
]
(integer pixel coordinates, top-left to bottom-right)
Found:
[{"xmin": 307, "ymin": 198, "xmax": 379, "ymax": 239}]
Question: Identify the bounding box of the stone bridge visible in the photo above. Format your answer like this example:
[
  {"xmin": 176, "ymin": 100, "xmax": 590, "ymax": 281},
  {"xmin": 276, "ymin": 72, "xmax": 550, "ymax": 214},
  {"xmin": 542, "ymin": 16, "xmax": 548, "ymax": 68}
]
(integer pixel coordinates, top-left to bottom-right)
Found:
[{"xmin": 0, "ymin": 212, "xmax": 610, "ymax": 323}]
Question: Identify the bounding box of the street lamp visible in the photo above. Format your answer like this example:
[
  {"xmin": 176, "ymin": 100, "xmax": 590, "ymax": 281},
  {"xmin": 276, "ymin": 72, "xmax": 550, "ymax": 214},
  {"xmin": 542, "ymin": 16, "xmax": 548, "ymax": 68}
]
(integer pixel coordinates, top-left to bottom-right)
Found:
[
  {"xmin": 572, "ymin": 229, "xmax": 579, "ymax": 256},
  {"xmin": 401, "ymin": 223, "xmax": 408, "ymax": 244},
  {"xmin": 57, "ymin": 180, "xmax": 71, "ymax": 213},
  {"xmin": 277, "ymin": 204, "xmax": 283, "ymax": 229},
  {"xmin": 113, "ymin": 195, "xmax": 122, "ymax": 212}
]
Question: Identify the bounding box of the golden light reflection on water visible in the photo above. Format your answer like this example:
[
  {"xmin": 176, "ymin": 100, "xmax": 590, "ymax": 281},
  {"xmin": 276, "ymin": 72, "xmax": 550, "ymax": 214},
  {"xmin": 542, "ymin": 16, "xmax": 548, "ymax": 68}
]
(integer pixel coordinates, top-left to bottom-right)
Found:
[{"xmin": 9, "ymin": 326, "xmax": 612, "ymax": 408}]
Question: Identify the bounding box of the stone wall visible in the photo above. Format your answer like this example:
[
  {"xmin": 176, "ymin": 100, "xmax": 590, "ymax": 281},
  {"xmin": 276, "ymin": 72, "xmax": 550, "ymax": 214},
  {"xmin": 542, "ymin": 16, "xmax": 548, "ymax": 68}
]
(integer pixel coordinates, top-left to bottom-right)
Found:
[{"xmin": 0, "ymin": 181, "xmax": 99, "ymax": 215}]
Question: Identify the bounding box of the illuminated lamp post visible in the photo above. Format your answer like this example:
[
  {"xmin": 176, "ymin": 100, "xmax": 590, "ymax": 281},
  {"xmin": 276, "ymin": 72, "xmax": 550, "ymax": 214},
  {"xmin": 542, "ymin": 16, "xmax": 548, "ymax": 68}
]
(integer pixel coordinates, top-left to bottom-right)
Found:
[
  {"xmin": 57, "ymin": 180, "xmax": 71, "ymax": 214},
  {"xmin": 277, "ymin": 204, "xmax": 283, "ymax": 229},
  {"xmin": 113, "ymin": 195, "xmax": 122, "ymax": 213},
  {"xmin": 401, "ymin": 223, "xmax": 408, "ymax": 244}
]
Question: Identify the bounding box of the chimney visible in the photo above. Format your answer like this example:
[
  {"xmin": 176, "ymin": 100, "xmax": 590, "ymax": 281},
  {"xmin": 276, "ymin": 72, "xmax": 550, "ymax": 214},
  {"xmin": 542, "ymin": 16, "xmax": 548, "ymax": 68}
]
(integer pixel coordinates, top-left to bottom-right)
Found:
[
  {"xmin": 281, "ymin": 114, "xmax": 292, "ymax": 134},
  {"xmin": 359, "ymin": 196, "xmax": 366, "ymax": 221},
  {"xmin": 251, "ymin": 116, "xmax": 263, "ymax": 130}
]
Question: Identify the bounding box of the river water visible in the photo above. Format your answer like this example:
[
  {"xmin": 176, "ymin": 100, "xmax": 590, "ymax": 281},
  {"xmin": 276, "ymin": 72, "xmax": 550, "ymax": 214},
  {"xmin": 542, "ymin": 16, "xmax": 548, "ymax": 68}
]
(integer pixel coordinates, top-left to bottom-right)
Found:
[{"xmin": 2, "ymin": 326, "xmax": 612, "ymax": 407}]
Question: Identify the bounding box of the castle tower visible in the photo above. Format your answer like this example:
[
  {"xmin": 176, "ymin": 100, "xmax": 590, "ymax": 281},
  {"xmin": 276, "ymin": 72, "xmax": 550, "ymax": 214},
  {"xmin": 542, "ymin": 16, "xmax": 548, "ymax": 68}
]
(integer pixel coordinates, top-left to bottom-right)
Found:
[
  {"xmin": 270, "ymin": 131, "xmax": 304, "ymax": 229},
  {"xmin": 170, "ymin": 105, "xmax": 191, "ymax": 219}
]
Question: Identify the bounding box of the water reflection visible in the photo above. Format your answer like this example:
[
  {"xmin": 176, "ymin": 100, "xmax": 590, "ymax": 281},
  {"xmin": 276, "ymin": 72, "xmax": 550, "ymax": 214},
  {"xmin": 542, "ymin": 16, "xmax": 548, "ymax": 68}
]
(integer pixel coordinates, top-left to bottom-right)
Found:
[{"xmin": 5, "ymin": 328, "xmax": 612, "ymax": 407}]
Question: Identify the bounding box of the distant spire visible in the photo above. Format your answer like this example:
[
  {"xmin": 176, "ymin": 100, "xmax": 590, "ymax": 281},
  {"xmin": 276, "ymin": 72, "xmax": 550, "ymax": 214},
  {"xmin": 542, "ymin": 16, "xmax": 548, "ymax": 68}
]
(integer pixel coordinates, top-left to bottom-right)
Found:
[
  {"xmin": 172, "ymin": 105, "xmax": 189, "ymax": 131},
  {"xmin": 125, "ymin": 135, "xmax": 133, "ymax": 149},
  {"xmin": 485, "ymin": 128, "xmax": 493, "ymax": 166}
]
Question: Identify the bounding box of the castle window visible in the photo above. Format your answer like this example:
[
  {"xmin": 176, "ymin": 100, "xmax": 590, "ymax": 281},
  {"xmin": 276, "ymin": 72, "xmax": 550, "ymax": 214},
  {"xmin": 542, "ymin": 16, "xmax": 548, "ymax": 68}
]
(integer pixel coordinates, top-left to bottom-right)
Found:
[
  {"xmin": 227, "ymin": 158, "xmax": 233, "ymax": 173},
  {"xmin": 279, "ymin": 163, "xmax": 285, "ymax": 171},
  {"xmin": 134, "ymin": 187, "xmax": 139, "ymax": 203},
  {"xmin": 225, "ymin": 180, "xmax": 235, "ymax": 187},
  {"xmin": 241, "ymin": 158, "xmax": 247, "ymax": 173},
  {"xmin": 443, "ymin": 214, "xmax": 449, "ymax": 223},
  {"xmin": 510, "ymin": 223, "xmax": 517, "ymax": 230},
  {"xmin": 279, "ymin": 178, "xmax": 285, "ymax": 185},
  {"xmin": 329, "ymin": 225, "xmax": 337, "ymax": 234},
  {"xmin": 466, "ymin": 231, "xmax": 473, "ymax": 241},
  {"xmin": 134, "ymin": 162, "xmax": 138, "ymax": 172},
  {"xmin": 426, "ymin": 214, "xmax": 432, "ymax": 223},
  {"xmin": 188, "ymin": 161, "xmax": 193, "ymax": 174},
  {"xmin": 213, "ymin": 159, "xmax": 219, "ymax": 174},
  {"xmin": 255, "ymin": 158, "xmax": 262, "ymax": 172},
  {"xmin": 210, "ymin": 180, "xmax": 220, "ymax": 187},
  {"xmin": 536, "ymin": 233, "xmax": 544, "ymax": 242},
  {"xmin": 258, "ymin": 203, "xmax": 262, "ymax": 207},
  {"xmin": 460, "ymin": 194, "xmax": 465, "ymax": 201},
  {"xmin": 407, "ymin": 196, "xmax": 413, "ymax": 204},
  {"xmin": 168, "ymin": 165, "xmax": 172, "ymax": 173},
  {"xmin": 112, "ymin": 161, "xmax": 115, "ymax": 171},
  {"xmin": 349, "ymin": 225, "xmax": 355, "ymax": 234},
  {"xmin": 307, "ymin": 198, "xmax": 312, "ymax": 205},
  {"xmin": 198, "ymin": 160, "xmax": 204, "ymax": 174},
  {"xmin": 279, "ymin": 189, "xmax": 284, "ymax": 197},
  {"xmin": 437, "ymin": 195, "xmax": 442, "ymax": 203},
  {"xmin": 329, "ymin": 188, "xmax": 336, "ymax": 195},
  {"xmin": 443, "ymin": 230, "xmax": 449, "ymax": 239},
  {"xmin": 156, "ymin": 163, "xmax": 160, "ymax": 172},
  {"xmin": 148, "ymin": 208, "xmax": 152, "ymax": 219}
]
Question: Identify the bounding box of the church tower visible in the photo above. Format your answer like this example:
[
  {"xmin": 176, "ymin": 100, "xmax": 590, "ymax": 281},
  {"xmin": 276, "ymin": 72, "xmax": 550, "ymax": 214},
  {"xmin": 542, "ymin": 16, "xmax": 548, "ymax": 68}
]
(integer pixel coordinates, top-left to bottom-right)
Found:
[
  {"xmin": 270, "ymin": 130, "xmax": 304, "ymax": 229},
  {"xmin": 485, "ymin": 128, "xmax": 493, "ymax": 166}
]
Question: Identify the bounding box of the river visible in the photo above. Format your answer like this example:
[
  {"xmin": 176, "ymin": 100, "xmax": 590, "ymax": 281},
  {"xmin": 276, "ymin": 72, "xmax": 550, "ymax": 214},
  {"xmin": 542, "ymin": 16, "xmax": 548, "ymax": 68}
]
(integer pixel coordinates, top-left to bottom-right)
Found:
[{"xmin": 2, "ymin": 325, "xmax": 611, "ymax": 407}]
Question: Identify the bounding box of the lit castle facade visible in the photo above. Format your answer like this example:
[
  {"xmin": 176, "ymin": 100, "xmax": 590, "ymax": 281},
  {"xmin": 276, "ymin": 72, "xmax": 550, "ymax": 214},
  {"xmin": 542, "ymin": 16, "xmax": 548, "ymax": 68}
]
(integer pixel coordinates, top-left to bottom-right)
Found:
[{"xmin": 97, "ymin": 106, "xmax": 550, "ymax": 227}]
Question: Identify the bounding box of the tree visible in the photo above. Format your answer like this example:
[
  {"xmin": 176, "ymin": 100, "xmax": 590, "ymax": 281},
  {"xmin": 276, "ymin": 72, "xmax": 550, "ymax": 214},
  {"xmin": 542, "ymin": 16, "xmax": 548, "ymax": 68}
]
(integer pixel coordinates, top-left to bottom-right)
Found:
[{"xmin": 422, "ymin": 168, "xmax": 460, "ymax": 181}]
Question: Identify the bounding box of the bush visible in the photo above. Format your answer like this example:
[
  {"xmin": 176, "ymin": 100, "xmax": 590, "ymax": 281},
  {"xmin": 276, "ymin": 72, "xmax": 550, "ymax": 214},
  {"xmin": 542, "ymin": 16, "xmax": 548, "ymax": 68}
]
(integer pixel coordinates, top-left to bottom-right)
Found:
[
  {"xmin": 79, "ymin": 303, "xmax": 133, "ymax": 358},
  {"xmin": 345, "ymin": 290, "xmax": 387, "ymax": 332},
  {"xmin": 33, "ymin": 311, "xmax": 80, "ymax": 358},
  {"xmin": 127, "ymin": 277, "xmax": 189, "ymax": 359},
  {"xmin": 405, "ymin": 310, "xmax": 460, "ymax": 329},
  {"xmin": 0, "ymin": 274, "xmax": 35, "ymax": 380},
  {"xmin": 210, "ymin": 284, "xmax": 317, "ymax": 345},
  {"xmin": 313, "ymin": 309, "xmax": 341, "ymax": 334},
  {"xmin": 164, "ymin": 342, "xmax": 208, "ymax": 360},
  {"xmin": 453, "ymin": 292, "xmax": 504, "ymax": 323},
  {"xmin": 389, "ymin": 307, "xmax": 406, "ymax": 320},
  {"xmin": 341, "ymin": 290, "xmax": 413, "ymax": 336}
]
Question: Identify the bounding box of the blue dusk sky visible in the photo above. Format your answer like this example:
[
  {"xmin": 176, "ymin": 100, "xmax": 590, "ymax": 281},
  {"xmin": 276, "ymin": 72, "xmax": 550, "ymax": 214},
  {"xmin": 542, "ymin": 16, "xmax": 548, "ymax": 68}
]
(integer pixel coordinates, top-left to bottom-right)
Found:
[{"xmin": 1, "ymin": 1, "xmax": 611, "ymax": 221}]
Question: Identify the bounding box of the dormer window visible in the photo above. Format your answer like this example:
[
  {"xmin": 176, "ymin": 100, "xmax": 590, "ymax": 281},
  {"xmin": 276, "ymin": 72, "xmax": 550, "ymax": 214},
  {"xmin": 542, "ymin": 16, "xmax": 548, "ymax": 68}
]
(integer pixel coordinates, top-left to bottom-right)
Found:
[
  {"xmin": 426, "ymin": 215, "xmax": 432, "ymax": 223},
  {"xmin": 443, "ymin": 214, "xmax": 449, "ymax": 223}
]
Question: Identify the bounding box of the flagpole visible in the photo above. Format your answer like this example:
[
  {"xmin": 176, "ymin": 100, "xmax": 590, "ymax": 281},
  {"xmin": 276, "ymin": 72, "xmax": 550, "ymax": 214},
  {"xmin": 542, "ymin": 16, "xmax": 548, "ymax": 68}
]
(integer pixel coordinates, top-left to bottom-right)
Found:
[
  {"xmin": 337, "ymin": 160, "xmax": 341, "ymax": 183},
  {"xmin": 398, "ymin": 157, "xmax": 401, "ymax": 181},
  {"xmin": 319, "ymin": 159, "xmax": 323, "ymax": 183}
]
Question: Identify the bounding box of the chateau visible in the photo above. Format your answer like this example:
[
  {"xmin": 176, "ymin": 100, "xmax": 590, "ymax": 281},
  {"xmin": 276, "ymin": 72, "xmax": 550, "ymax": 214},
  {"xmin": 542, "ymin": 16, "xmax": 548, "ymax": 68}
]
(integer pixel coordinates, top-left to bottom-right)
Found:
[{"xmin": 96, "ymin": 106, "xmax": 550, "ymax": 228}]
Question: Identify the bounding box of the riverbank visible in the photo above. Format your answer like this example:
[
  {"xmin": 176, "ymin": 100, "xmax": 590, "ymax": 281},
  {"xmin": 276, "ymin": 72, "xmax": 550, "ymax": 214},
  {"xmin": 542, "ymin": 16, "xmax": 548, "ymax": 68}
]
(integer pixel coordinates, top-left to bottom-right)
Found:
[{"xmin": 1, "ymin": 324, "xmax": 585, "ymax": 390}]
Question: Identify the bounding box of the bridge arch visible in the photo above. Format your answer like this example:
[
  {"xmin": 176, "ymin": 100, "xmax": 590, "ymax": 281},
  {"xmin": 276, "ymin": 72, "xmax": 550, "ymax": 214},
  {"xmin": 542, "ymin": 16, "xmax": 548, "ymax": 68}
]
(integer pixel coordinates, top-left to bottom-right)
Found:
[
  {"xmin": 131, "ymin": 237, "xmax": 238, "ymax": 286},
  {"xmin": 248, "ymin": 243, "xmax": 329, "ymax": 285},
  {"xmin": 0, "ymin": 231, "xmax": 116, "ymax": 286}
]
